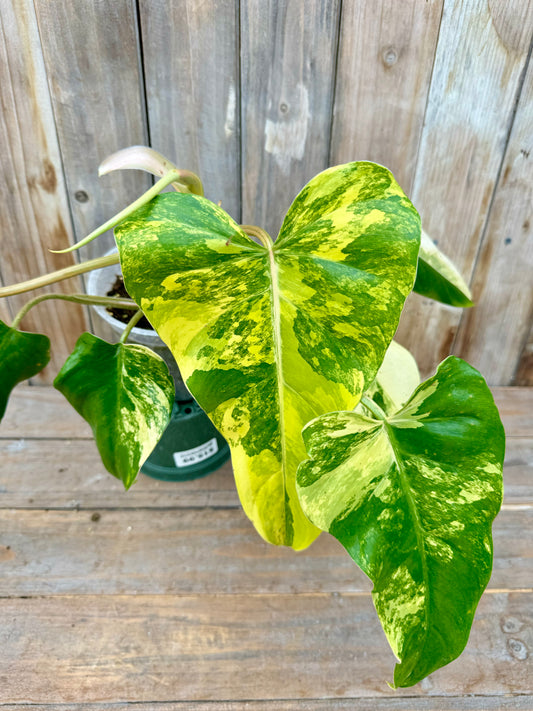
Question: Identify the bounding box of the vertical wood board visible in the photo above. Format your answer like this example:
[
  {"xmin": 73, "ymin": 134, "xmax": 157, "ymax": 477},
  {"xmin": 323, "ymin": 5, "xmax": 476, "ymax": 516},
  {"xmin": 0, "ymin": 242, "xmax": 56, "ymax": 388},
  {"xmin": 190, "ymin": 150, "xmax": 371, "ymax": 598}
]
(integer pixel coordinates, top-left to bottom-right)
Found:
[
  {"xmin": 454, "ymin": 54, "xmax": 533, "ymax": 383},
  {"xmin": 395, "ymin": 0, "xmax": 533, "ymax": 379},
  {"xmin": 139, "ymin": 0, "xmax": 241, "ymax": 221},
  {"xmin": 330, "ymin": 0, "xmax": 443, "ymax": 195},
  {"xmin": 0, "ymin": 0, "xmax": 88, "ymax": 381},
  {"xmin": 515, "ymin": 321, "xmax": 533, "ymax": 385},
  {"xmin": 240, "ymin": 0, "xmax": 341, "ymax": 237},
  {"xmin": 34, "ymin": 0, "xmax": 149, "ymax": 258}
]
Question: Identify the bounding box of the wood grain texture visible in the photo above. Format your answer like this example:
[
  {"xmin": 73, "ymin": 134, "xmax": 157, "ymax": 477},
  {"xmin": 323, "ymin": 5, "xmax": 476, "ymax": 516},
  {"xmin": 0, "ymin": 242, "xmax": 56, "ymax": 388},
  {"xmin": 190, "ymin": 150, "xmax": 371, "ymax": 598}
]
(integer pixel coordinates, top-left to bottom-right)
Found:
[
  {"xmin": 453, "ymin": 53, "xmax": 533, "ymax": 384},
  {"xmin": 0, "ymin": 0, "xmax": 89, "ymax": 381},
  {"xmin": 492, "ymin": 387, "xmax": 533, "ymax": 437},
  {"xmin": 0, "ymin": 439, "xmax": 238, "ymax": 510},
  {"xmin": 1, "ymin": 700, "xmax": 532, "ymax": 711},
  {"xmin": 139, "ymin": 0, "xmax": 241, "ymax": 221},
  {"xmin": 33, "ymin": 0, "xmax": 149, "ymax": 257},
  {"xmin": 0, "ymin": 593, "xmax": 530, "ymax": 702},
  {"xmin": 395, "ymin": 0, "xmax": 533, "ymax": 380},
  {"xmin": 0, "ymin": 506, "xmax": 529, "ymax": 595},
  {"xmin": 330, "ymin": 0, "xmax": 443, "ymax": 194},
  {"xmin": 240, "ymin": 0, "xmax": 341, "ymax": 237},
  {"xmin": 0, "ymin": 435, "xmax": 530, "ymax": 509},
  {"xmin": 3, "ymin": 385, "xmax": 530, "ymax": 438},
  {"xmin": 516, "ymin": 322, "xmax": 533, "ymax": 386}
]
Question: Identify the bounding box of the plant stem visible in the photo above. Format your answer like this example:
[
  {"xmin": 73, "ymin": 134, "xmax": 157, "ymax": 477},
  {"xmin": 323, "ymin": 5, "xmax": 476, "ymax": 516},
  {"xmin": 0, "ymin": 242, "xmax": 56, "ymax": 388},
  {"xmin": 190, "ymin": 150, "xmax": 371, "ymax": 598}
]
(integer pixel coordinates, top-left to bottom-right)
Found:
[
  {"xmin": 51, "ymin": 169, "xmax": 186, "ymax": 255},
  {"xmin": 0, "ymin": 253, "xmax": 120, "ymax": 298},
  {"xmin": 11, "ymin": 292, "xmax": 137, "ymax": 329},
  {"xmin": 240, "ymin": 224, "xmax": 273, "ymax": 248},
  {"xmin": 119, "ymin": 309, "xmax": 145, "ymax": 344},
  {"xmin": 360, "ymin": 396, "xmax": 387, "ymax": 421}
]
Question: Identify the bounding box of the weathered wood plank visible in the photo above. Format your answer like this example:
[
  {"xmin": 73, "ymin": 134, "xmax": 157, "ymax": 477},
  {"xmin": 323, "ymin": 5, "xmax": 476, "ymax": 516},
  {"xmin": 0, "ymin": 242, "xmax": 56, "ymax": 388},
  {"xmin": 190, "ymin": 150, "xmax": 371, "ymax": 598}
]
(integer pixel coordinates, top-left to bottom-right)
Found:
[
  {"xmin": 395, "ymin": 0, "xmax": 533, "ymax": 380},
  {"xmin": 33, "ymin": 0, "xmax": 149, "ymax": 257},
  {"xmin": 139, "ymin": 0, "xmax": 240, "ymax": 221},
  {"xmin": 0, "ymin": 386, "xmax": 92, "ymax": 439},
  {"xmin": 516, "ymin": 321, "xmax": 533, "ymax": 386},
  {"xmin": 330, "ymin": 0, "xmax": 443, "ymax": 194},
  {"xmin": 3, "ymin": 386, "xmax": 530, "ymax": 439},
  {"xmin": 0, "ymin": 436, "xmax": 530, "ymax": 509},
  {"xmin": 0, "ymin": 439, "xmax": 238, "ymax": 510},
  {"xmin": 0, "ymin": 699, "xmax": 532, "ymax": 711},
  {"xmin": 0, "ymin": 593, "xmax": 530, "ymax": 701},
  {"xmin": 0, "ymin": 507, "xmax": 528, "ymax": 595},
  {"xmin": 1, "ymin": 699, "xmax": 532, "ymax": 711},
  {"xmin": 453, "ymin": 53, "xmax": 533, "ymax": 384},
  {"xmin": 492, "ymin": 387, "xmax": 533, "ymax": 437},
  {"xmin": 240, "ymin": 0, "xmax": 341, "ymax": 237},
  {"xmin": 0, "ymin": 0, "xmax": 89, "ymax": 381}
]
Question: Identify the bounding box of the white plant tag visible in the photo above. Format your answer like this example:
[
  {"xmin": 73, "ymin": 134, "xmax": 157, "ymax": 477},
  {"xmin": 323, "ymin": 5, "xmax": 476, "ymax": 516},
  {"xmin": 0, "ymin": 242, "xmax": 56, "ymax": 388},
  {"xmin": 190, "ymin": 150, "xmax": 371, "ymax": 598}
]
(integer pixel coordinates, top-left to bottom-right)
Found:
[{"xmin": 173, "ymin": 438, "xmax": 219, "ymax": 468}]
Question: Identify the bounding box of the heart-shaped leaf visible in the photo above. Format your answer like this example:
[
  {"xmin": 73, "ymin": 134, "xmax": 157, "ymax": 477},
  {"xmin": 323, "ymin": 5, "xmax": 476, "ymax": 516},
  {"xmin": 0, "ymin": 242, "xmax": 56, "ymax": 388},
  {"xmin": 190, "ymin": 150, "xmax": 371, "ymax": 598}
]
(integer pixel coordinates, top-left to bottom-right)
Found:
[
  {"xmin": 0, "ymin": 320, "xmax": 50, "ymax": 420},
  {"xmin": 115, "ymin": 161, "xmax": 421, "ymax": 548},
  {"xmin": 54, "ymin": 333, "xmax": 174, "ymax": 488},
  {"xmin": 413, "ymin": 230, "xmax": 473, "ymax": 307},
  {"xmin": 296, "ymin": 356, "xmax": 504, "ymax": 687}
]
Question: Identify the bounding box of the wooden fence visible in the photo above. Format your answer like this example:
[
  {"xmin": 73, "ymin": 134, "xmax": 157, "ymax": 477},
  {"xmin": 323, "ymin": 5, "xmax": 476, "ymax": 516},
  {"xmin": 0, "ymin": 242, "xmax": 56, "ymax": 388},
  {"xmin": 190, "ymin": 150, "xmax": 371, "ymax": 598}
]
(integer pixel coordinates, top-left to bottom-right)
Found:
[{"xmin": 0, "ymin": 0, "xmax": 532, "ymax": 385}]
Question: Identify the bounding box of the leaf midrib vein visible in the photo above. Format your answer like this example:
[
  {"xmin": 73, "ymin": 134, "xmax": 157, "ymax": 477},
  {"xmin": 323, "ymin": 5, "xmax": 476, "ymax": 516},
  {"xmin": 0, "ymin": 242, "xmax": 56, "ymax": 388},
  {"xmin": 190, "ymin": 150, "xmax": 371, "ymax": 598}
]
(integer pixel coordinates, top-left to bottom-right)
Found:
[
  {"xmin": 384, "ymin": 420, "xmax": 430, "ymax": 667},
  {"xmin": 267, "ymin": 243, "xmax": 290, "ymax": 543}
]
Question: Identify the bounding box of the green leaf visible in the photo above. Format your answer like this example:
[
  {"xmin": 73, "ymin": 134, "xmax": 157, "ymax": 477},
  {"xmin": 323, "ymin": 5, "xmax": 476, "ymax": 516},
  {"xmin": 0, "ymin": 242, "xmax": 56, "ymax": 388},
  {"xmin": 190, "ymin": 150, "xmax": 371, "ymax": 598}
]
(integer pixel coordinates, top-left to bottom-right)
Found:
[
  {"xmin": 413, "ymin": 230, "xmax": 473, "ymax": 307},
  {"xmin": 356, "ymin": 340, "xmax": 420, "ymax": 418},
  {"xmin": 296, "ymin": 356, "xmax": 504, "ymax": 687},
  {"xmin": 0, "ymin": 320, "xmax": 50, "ymax": 420},
  {"xmin": 54, "ymin": 333, "xmax": 174, "ymax": 488},
  {"xmin": 115, "ymin": 161, "xmax": 421, "ymax": 548}
]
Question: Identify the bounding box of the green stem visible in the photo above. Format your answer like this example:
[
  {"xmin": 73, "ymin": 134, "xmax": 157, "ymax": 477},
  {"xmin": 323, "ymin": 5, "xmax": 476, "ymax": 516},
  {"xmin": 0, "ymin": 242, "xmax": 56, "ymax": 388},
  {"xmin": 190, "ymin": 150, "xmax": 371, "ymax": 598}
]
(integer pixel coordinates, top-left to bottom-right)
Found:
[
  {"xmin": 52, "ymin": 169, "xmax": 186, "ymax": 255},
  {"xmin": 0, "ymin": 253, "xmax": 120, "ymax": 298},
  {"xmin": 119, "ymin": 309, "xmax": 145, "ymax": 344},
  {"xmin": 360, "ymin": 395, "xmax": 387, "ymax": 421},
  {"xmin": 240, "ymin": 224, "xmax": 273, "ymax": 248},
  {"xmin": 11, "ymin": 293, "xmax": 137, "ymax": 330}
]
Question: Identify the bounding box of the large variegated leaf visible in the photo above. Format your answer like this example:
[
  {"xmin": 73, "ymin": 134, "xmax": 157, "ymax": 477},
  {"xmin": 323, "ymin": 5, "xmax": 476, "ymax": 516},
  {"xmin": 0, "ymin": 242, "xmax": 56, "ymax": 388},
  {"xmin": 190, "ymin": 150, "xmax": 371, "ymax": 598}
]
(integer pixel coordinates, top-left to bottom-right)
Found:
[
  {"xmin": 296, "ymin": 356, "xmax": 504, "ymax": 687},
  {"xmin": 413, "ymin": 230, "xmax": 473, "ymax": 307},
  {"xmin": 0, "ymin": 320, "xmax": 50, "ymax": 420},
  {"xmin": 357, "ymin": 340, "xmax": 420, "ymax": 418},
  {"xmin": 54, "ymin": 333, "xmax": 174, "ymax": 488},
  {"xmin": 114, "ymin": 161, "xmax": 421, "ymax": 549}
]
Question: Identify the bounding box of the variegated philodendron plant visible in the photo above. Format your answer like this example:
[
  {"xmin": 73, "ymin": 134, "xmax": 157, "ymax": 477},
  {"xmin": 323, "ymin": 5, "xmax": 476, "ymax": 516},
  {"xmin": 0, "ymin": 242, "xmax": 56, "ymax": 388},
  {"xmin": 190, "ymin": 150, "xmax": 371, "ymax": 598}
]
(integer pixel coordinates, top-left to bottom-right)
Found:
[{"xmin": 0, "ymin": 146, "xmax": 504, "ymax": 688}]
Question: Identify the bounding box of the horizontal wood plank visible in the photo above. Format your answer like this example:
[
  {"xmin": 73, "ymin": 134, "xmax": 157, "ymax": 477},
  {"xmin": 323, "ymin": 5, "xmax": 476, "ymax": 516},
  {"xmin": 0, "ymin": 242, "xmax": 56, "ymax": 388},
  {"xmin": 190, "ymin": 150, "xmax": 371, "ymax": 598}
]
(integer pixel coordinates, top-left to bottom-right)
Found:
[
  {"xmin": 1, "ymin": 435, "xmax": 530, "ymax": 508},
  {"xmin": 1, "ymin": 697, "xmax": 533, "ymax": 710},
  {"xmin": 492, "ymin": 388, "xmax": 533, "ymax": 437},
  {"xmin": 0, "ymin": 439, "xmax": 238, "ymax": 509},
  {"xmin": 0, "ymin": 592, "xmax": 530, "ymax": 702},
  {"xmin": 2, "ymin": 386, "xmax": 531, "ymax": 439},
  {"xmin": 0, "ymin": 506, "xmax": 528, "ymax": 595}
]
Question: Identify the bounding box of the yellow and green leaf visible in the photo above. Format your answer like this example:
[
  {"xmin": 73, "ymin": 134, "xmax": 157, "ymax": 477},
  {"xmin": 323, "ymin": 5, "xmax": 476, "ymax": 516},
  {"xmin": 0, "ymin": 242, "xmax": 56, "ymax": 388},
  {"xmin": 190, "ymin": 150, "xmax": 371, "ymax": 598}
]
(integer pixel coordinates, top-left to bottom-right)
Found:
[
  {"xmin": 114, "ymin": 161, "xmax": 421, "ymax": 549},
  {"xmin": 296, "ymin": 356, "xmax": 504, "ymax": 686},
  {"xmin": 54, "ymin": 333, "xmax": 174, "ymax": 488},
  {"xmin": 356, "ymin": 340, "xmax": 420, "ymax": 418},
  {"xmin": 0, "ymin": 320, "xmax": 50, "ymax": 420},
  {"xmin": 414, "ymin": 230, "xmax": 473, "ymax": 307}
]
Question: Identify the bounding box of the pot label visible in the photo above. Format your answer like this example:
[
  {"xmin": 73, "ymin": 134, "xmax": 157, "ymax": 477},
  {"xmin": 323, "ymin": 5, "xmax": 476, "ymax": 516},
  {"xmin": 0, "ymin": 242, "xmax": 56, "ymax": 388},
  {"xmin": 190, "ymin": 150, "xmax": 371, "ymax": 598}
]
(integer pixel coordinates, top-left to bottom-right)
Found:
[{"xmin": 173, "ymin": 438, "xmax": 219, "ymax": 468}]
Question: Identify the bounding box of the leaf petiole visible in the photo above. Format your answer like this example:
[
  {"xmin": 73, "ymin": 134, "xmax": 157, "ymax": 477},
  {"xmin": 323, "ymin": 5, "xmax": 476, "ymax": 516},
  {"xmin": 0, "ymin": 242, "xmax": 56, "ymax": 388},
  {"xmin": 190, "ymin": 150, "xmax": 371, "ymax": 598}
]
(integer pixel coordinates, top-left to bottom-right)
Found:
[
  {"xmin": 11, "ymin": 293, "xmax": 137, "ymax": 330},
  {"xmin": 0, "ymin": 252, "xmax": 121, "ymax": 298},
  {"xmin": 119, "ymin": 309, "xmax": 145, "ymax": 344},
  {"xmin": 360, "ymin": 395, "xmax": 387, "ymax": 421},
  {"xmin": 51, "ymin": 169, "xmax": 187, "ymax": 254}
]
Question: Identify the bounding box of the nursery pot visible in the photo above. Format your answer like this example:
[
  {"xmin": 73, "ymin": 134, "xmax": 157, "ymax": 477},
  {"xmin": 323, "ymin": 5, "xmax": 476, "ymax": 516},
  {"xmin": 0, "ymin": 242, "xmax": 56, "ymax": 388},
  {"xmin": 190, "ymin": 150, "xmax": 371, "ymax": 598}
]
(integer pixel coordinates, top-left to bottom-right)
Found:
[{"xmin": 86, "ymin": 254, "xmax": 230, "ymax": 481}]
